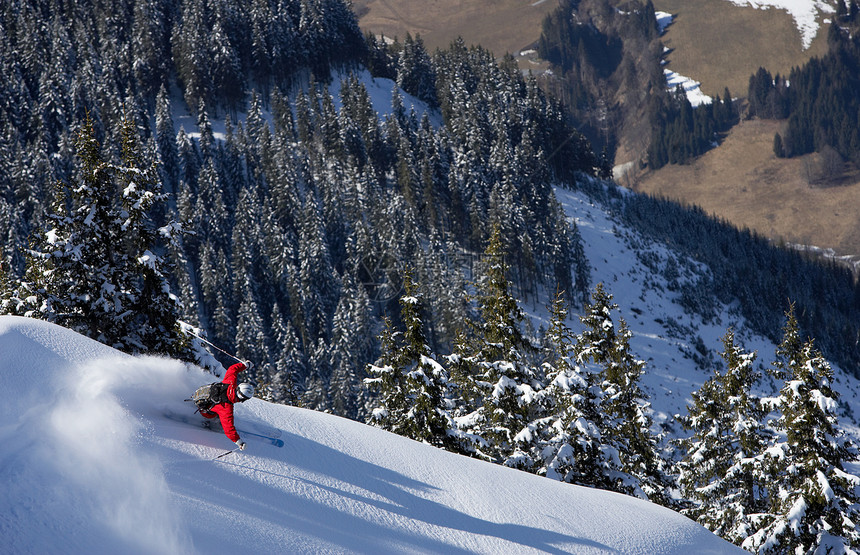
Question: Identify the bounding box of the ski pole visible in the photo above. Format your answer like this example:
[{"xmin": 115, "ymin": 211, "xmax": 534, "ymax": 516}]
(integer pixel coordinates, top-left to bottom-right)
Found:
[
  {"xmin": 183, "ymin": 327, "xmax": 244, "ymax": 364},
  {"xmin": 214, "ymin": 449, "xmax": 235, "ymax": 460}
]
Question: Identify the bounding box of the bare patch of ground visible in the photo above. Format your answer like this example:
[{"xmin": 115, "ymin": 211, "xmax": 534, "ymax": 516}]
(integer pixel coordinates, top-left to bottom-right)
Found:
[
  {"xmin": 632, "ymin": 119, "xmax": 860, "ymax": 257},
  {"xmin": 653, "ymin": 0, "xmax": 829, "ymax": 98},
  {"xmin": 353, "ymin": 0, "xmax": 559, "ymax": 56}
]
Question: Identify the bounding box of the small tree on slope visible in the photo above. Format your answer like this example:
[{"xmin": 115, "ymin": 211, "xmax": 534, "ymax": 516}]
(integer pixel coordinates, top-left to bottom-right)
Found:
[
  {"xmin": 744, "ymin": 306, "xmax": 860, "ymax": 554},
  {"xmin": 678, "ymin": 329, "xmax": 773, "ymax": 545},
  {"xmin": 365, "ymin": 270, "xmax": 455, "ymax": 448}
]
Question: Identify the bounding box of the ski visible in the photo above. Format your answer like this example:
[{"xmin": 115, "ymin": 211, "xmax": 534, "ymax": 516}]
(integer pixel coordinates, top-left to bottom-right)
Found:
[{"xmin": 164, "ymin": 411, "xmax": 284, "ymax": 448}]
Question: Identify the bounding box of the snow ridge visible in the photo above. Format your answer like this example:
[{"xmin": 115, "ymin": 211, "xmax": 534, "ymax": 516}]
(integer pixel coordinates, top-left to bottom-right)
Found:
[{"xmin": 0, "ymin": 315, "xmax": 742, "ymax": 554}]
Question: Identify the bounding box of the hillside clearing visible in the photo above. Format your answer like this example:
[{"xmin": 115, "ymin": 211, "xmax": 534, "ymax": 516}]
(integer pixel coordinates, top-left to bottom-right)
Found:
[
  {"xmin": 632, "ymin": 118, "xmax": 860, "ymax": 259},
  {"xmin": 353, "ymin": 0, "xmax": 559, "ymax": 56},
  {"xmin": 653, "ymin": 0, "xmax": 830, "ymax": 97}
]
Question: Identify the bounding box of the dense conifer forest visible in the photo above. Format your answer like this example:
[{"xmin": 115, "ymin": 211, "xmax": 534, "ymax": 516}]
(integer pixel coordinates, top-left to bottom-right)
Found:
[
  {"xmin": 0, "ymin": 0, "xmax": 595, "ymax": 414},
  {"xmin": 3, "ymin": 0, "xmax": 860, "ymax": 551},
  {"xmin": 0, "ymin": 0, "xmax": 858, "ymax": 410}
]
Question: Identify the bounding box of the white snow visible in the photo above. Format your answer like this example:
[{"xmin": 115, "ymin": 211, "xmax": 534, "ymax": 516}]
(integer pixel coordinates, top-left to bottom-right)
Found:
[
  {"xmin": 171, "ymin": 68, "xmax": 441, "ymax": 145},
  {"xmin": 0, "ymin": 315, "xmax": 743, "ymax": 554},
  {"xmin": 664, "ymin": 69, "xmax": 713, "ymax": 107},
  {"xmin": 6, "ymin": 181, "xmax": 860, "ymax": 553},
  {"xmin": 656, "ymin": 12, "xmax": 713, "ymax": 106},
  {"xmin": 656, "ymin": 11, "xmax": 674, "ymax": 33},
  {"xmin": 551, "ymin": 185, "xmax": 860, "ymax": 443},
  {"xmin": 722, "ymin": 0, "xmax": 834, "ymax": 49}
]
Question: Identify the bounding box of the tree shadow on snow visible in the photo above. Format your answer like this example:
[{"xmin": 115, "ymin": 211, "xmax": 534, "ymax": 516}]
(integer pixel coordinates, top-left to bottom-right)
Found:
[{"xmin": 172, "ymin": 430, "xmax": 614, "ymax": 554}]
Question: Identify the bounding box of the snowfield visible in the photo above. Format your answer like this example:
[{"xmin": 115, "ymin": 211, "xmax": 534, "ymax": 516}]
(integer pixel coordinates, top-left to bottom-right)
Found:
[
  {"xmin": 0, "ymin": 315, "xmax": 743, "ymax": 554},
  {"xmin": 554, "ymin": 185, "xmax": 860, "ymax": 440}
]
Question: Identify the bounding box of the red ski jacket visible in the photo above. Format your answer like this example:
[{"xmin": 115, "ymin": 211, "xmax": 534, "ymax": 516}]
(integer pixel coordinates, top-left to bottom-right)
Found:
[{"xmin": 200, "ymin": 362, "xmax": 246, "ymax": 442}]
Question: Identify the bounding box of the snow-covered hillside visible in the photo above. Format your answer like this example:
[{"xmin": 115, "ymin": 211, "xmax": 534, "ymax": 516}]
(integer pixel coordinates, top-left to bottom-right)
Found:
[
  {"xmin": 554, "ymin": 184, "xmax": 860, "ymax": 444},
  {"xmin": 0, "ymin": 316, "xmax": 742, "ymax": 554}
]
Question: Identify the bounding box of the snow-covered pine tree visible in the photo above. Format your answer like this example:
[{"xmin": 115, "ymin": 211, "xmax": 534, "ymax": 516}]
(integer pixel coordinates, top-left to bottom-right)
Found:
[
  {"xmin": 396, "ymin": 33, "xmax": 438, "ymax": 109},
  {"xmin": 1, "ymin": 113, "xmax": 188, "ymax": 357},
  {"xmin": 365, "ymin": 270, "xmax": 454, "ymax": 448},
  {"xmin": 114, "ymin": 115, "xmax": 189, "ymax": 357},
  {"xmin": 264, "ymin": 303, "xmax": 305, "ymax": 405},
  {"xmin": 744, "ymin": 306, "xmax": 860, "ymax": 554},
  {"xmin": 678, "ymin": 328, "xmax": 772, "ymax": 544},
  {"xmin": 575, "ymin": 283, "xmax": 673, "ymax": 505},
  {"xmin": 450, "ymin": 225, "xmax": 545, "ymax": 467},
  {"xmin": 529, "ymin": 290, "xmax": 611, "ymax": 488},
  {"xmin": 328, "ymin": 276, "xmax": 374, "ymax": 419}
]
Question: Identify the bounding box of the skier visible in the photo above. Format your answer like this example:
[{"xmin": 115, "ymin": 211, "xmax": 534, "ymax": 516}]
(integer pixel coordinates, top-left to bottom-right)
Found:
[{"xmin": 197, "ymin": 361, "xmax": 255, "ymax": 450}]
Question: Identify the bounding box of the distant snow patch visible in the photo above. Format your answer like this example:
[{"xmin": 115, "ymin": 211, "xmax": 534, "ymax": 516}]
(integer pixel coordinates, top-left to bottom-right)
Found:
[
  {"xmin": 655, "ymin": 11, "xmax": 712, "ymax": 106},
  {"xmin": 722, "ymin": 0, "xmax": 834, "ymax": 49},
  {"xmin": 656, "ymin": 11, "xmax": 674, "ymax": 33},
  {"xmin": 665, "ymin": 69, "xmax": 713, "ymax": 107}
]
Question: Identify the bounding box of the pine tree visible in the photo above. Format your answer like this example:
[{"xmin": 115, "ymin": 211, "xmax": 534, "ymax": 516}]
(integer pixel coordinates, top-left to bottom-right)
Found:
[
  {"xmin": 365, "ymin": 270, "xmax": 454, "ymax": 447},
  {"xmin": 155, "ymin": 86, "xmax": 180, "ymax": 199},
  {"xmin": 328, "ymin": 276, "xmax": 373, "ymax": 419},
  {"xmin": 530, "ymin": 290, "xmax": 610, "ymax": 487},
  {"xmin": 744, "ymin": 306, "xmax": 860, "ymax": 553},
  {"xmin": 396, "ymin": 33, "xmax": 438, "ymax": 108},
  {"xmin": 451, "ymin": 225, "xmax": 545, "ymax": 466},
  {"xmin": 575, "ymin": 283, "xmax": 673, "ymax": 504},
  {"xmin": 263, "ymin": 303, "xmax": 305, "ymax": 405},
  {"xmin": 678, "ymin": 329, "xmax": 772, "ymax": 544},
  {"xmin": 2, "ymin": 113, "xmax": 188, "ymax": 357}
]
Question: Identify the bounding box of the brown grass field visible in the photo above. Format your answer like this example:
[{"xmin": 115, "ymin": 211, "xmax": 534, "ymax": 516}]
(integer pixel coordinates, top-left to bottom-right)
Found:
[
  {"xmin": 633, "ymin": 119, "xmax": 860, "ymax": 259},
  {"xmin": 652, "ymin": 0, "xmax": 829, "ymax": 98},
  {"xmin": 352, "ymin": 0, "xmax": 559, "ymax": 56}
]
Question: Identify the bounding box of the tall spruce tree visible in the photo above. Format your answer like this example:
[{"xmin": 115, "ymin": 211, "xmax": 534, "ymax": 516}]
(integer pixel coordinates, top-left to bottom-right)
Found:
[
  {"xmin": 744, "ymin": 307, "xmax": 860, "ymax": 553},
  {"xmin": 678, "ymin": 329, "xmax": 772, "ymax": 544},
  {"xmin": 365, "ymin": 270, "xmax": 454, "ymax": 447},
  {"xmin": 529, "ymin": 290, "xmax": 610, "ymax": 487},
  {"xmin": 575, "ymin": 283, "xmax": 673, "ymax": 505},
  {"xmin": 451, "ymin": 225, "xmax": 545, "ymax": 466},
  {"xmin": 1, "ymin": 113, "xmax": 188, "ymax": 357}
]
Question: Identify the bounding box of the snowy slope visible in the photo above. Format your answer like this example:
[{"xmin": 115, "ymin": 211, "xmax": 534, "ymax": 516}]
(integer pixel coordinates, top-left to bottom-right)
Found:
[
  {"xmin": 172, "ymin": 68, "xmax": 440, "ymax": 144},
  {"xmin": 0, "ymin": 315, "xmax": 742, "ymax": 554},
  {"xmin": 553, "ymin": 185, "xmax": 860, "ymax": 445}
]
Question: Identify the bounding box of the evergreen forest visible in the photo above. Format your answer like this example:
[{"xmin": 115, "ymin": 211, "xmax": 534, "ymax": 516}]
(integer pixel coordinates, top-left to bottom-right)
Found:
[{"xmin": 0, "ymin": 0, "xmax": 596, "ymax": 413}]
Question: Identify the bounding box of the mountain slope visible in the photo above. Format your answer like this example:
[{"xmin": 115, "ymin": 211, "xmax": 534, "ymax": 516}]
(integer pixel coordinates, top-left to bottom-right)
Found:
[
  {"xmin": 552, "ymin": 184, "xmax": 860, "ymax": 438},
  {"xmin": 0, "ymin": 315, "xmax": 742, "ymax": 554}
]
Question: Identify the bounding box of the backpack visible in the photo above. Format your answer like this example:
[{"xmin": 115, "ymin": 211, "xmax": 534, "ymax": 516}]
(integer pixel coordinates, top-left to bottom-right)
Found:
[{"xmin": 191, "ymin": 382, "xmax": 230, "ymax": 412}]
